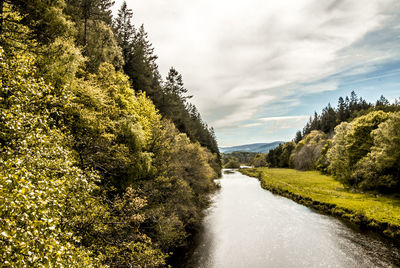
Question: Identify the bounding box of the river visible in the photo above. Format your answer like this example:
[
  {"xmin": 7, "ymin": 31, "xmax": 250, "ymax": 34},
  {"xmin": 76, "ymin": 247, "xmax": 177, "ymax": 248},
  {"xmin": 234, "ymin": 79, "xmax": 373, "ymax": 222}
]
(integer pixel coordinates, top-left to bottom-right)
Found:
[{"xmin": 185, "ymin": 169, "xmax": 400, "ymax": 268}]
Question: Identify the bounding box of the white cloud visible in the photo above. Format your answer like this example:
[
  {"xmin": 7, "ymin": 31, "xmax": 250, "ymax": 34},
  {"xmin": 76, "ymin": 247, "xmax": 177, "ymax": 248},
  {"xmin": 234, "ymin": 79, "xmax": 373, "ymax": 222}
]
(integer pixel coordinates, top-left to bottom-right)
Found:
[
  {"xmin": 259, "ymin": 115, "xmax": 310, "ymax": 131},
  {"xmin": 258, "ymin": 115, "xmax": 309, "ymax": 122},
  {"xmin": 240, "ymin": 123, "xmax": 263, "ymax": 128}
]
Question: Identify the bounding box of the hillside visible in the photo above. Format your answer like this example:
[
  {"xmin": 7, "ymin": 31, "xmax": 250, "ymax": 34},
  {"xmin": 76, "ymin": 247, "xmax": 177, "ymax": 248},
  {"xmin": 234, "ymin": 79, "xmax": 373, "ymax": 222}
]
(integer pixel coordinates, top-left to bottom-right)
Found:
[{"xmin": 220, "ymin": 142, "xmax": 283, "ymax": 153}]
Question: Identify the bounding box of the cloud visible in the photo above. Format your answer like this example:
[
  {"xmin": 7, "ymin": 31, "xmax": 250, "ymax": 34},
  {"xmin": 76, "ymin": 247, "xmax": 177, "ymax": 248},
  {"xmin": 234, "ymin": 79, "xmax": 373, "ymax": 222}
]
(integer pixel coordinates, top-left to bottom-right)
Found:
[
  {"xmin": 240, "ymin": 123, "xmax": 263, "ymax": 128},
  {"xmin": 115, "ymin": 0, "xmax": 400, "ymax": 144},
  {"xmin": 258, "ymin": 115, "xmax": 310, "ymax": 122},
  {"xmin": 258, "ymin": 115, "xmax": 310, "ymax": 132}
]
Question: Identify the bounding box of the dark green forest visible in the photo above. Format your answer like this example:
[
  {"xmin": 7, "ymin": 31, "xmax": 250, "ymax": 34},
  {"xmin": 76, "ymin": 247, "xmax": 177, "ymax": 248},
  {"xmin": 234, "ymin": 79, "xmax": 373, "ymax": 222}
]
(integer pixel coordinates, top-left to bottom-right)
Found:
[
  {"xmin": 0, "ymin": 1, "xmax": 221, "ymax": 266},
  {"xmin": 222, "ymin": 151, "xmax": 269, "ymax": 168},
  {"xmin": 222, "ymin": 151, "xmax": 258, "ymax": 167},
  {"xmin": 265, "ymin": 92, "xmax": 400, "ymax": 193}
]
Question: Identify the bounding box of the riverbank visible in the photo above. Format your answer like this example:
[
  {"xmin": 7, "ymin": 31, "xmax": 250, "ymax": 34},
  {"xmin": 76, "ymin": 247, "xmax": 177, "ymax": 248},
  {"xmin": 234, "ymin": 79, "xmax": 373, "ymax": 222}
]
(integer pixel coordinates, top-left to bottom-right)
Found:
[{"xmin": 240, "ymin": 168, "xmax": 400, "ymax": 240}]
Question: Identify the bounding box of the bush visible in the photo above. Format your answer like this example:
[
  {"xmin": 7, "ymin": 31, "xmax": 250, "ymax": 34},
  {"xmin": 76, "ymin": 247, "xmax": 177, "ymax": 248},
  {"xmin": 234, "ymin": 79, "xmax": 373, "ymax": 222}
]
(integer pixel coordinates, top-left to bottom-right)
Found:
[
  {"xmin": 290, "ymin": 131, "xmax": 327, "ymax": 170},
  {"xmin": 225, "ymin": 159, "xmax": 241, "ymax": 168},
  {"xmin": 327, "ymin": 111, "xmax": 390, "ymax": 187}
]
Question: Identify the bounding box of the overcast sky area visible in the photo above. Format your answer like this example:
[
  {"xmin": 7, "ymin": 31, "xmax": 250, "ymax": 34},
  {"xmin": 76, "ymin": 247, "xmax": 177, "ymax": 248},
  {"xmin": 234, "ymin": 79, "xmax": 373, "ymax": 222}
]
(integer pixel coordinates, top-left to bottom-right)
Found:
[{"xmin": 113, "ymin": 0, "xmax": 400, "ymax": 147}]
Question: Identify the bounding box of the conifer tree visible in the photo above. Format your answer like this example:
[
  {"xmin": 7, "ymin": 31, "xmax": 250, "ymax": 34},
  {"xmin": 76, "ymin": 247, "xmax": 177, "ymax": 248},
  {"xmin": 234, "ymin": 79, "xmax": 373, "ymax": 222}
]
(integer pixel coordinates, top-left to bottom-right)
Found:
[{"xmin": 114, "ymin": 1, "xmax": 135, "ymax": 60}]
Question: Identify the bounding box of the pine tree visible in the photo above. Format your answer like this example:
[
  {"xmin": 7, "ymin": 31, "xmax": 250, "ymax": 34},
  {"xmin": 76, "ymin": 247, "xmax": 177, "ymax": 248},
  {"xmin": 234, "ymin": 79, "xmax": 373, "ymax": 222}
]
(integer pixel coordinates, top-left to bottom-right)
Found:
[
  {"xmin": 114, "ymin": 1, "xmax": 135, "ymax": 60},
  {"xmin": 124, "ymin": 24, "xmax": 161, "ymax": 101},
  {"xmin": 164, "ymin": 67, "xmax": 192, "ymax": 101},
  {"xmin": 337, "ymin": 97, "xmax": 346, "ymax": 123},
  {"xmin": 294, "ymin": 130, "xmax": 303, "ymax": 143}
]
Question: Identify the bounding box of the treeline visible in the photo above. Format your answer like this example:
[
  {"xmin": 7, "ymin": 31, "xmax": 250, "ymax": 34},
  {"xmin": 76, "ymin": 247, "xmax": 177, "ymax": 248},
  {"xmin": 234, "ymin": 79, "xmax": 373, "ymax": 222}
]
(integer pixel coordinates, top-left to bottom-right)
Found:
[
  {"xmin": 295, "ymin": 91, "xmax": 399, "ymax": 142},
  {"xmin": 222, "ymin": 152, "xmax": 268, "ymax": 168},
  {"xmin": 222, "ymin": 152, "xmax": 258, "ymax": 168},
  {"xmin": 265, "ymin": 92, "xmax": 400, "ymax": 193},
  {"xmin": 0, "ymin": 1, "xmax": 220, "ymax": 267}
]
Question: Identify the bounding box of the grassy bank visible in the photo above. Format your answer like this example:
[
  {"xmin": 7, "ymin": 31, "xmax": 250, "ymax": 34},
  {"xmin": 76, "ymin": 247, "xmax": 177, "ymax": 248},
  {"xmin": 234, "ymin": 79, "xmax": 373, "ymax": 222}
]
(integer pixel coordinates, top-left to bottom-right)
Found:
[{"xmin": 240, "ymin": 168, "xmax": 400, "ymax": 239}]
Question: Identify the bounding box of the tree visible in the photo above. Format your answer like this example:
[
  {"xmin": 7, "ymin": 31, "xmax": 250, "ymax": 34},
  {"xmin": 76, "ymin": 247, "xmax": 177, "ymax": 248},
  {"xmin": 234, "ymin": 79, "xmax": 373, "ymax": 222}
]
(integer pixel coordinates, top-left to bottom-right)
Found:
[
  {"xmin": 144, "ymin": 120, "xmax": 218, "ymax": 251},
  {"xmin": 160, "ymin": 67, "xmax": 192, "ymax": 120},
  {"xmin": 9, "ymin": 0, "xmax": 74, "ymax": 43},
  {"xmin": 84, "ymin": 20, "xmax": 123, "ymax": 71},
  {"xmin": 345, "ymin": 110, "xmax": 389, "ymax": 167},
  {"xmin": 353, "ymin": 112, "xmax": 400, "ymax": 191},
  {"xmin": 252, "ymin": 154, "xmax": 267, "ymax": 167},
  {"xmin": 376, "ymin": 95, "xmax": 390, "ymax": 110},
  {"xmin": 294, "ymin": 131, "xmax": 302, "ymax": 143},
  {"xmin": 319, "ymin": 103, "xmax": 337, "ymax": 133},
  {"xmin": 279, "ymin": 142, "xmax": 295, "ymax": 167},
  {"xmin": 290, "ymin": 130, "xmax": 327, "ymax": 170},
  {"xmin": 164, "ymin": 67, "xmax": 191, "ymax": 100},
  {"xmin": 336, "ymin": 97, "xmax": 348, "ymax": 123},
  {"xmin": 114, "ymin": 1, "xmax": 135, "ymax": 61},
  {"xmin": 123, "ymin": 24, "xmax": 161, "ymax": 103},
  {"xmin": 65, "ymin": 0, "xmax": 114, "ymax": 45},
  {"xmin": 327, "ymin": 122, "xmax": 351, "ymax": 183},
  {"xmin": 1, "ymin": 1, "xmax": 221, "ymax": 266},
  {"xmin": 327, "ymin": 111, "xmax": 390, "ymax": 186},
  {"xmin": 0, "ymin": 44, "xmax": 104, "ymax": 268}
]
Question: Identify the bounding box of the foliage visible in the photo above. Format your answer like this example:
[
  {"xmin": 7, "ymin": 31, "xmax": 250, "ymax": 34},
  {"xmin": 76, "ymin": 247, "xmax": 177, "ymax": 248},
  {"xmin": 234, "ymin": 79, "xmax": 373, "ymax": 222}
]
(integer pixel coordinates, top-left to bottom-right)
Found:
[
  {"xmin": 9, "ymin": 0, "xmax": 74, "ymax": 43},
  {"xmin": 0, "ymin": 1, "xmax": 221, "ymax": 266},
  {"xmin": 88, "ymin": 188, "xmax": 167, "ymax": 267},
  {"xmin": 0, "ymin": 2, "xmax": 37, "ymax": 52},
  {"xmin": 353, "ymin": 112, "xmax": 400, "ymax": 191},
  {"xmin": 144, "ymin": 120, "xmax": 218, "ymax": 251},
  {"xmin": 252, "ymin": 154, "xmax": 267, "ymax": 167},
  {"xmin": 345, "ymin": 111, "xmax": 389, "ymax": 167},
  {"xmin": 290, "ymin": 130, "xmax": 327, "ymax": 170},
  {"xmin": 84, "ymin": 20, "xmax": 124, "ymax": 72},
  {"xmin": 327, "ymin": 111, "xmax": 389, "ymax": 187},
  {"xmin": 224, "ymin": 159, "xmax": 241, "ymax": 169},
  {"xmin": 222, "ymin": 151, "xmax": 258, "ymax": 166},
  {"xmin": 326, "ymin": 122, "xmax": 351, "ymax": 182},
  {"xmin": 65, "ymin": 0, "xmax": 114, "ymax": 45},
  {"xmin": 298, "ymin": 91, "xmax": 399, "ymax": 141},
  {"xmin": 266, "ymin": 142, "xmax": 294, "ymax": 168},
  {"xmin": 0, "ymin": 47, "xmax": 102, "ymax": 267}
]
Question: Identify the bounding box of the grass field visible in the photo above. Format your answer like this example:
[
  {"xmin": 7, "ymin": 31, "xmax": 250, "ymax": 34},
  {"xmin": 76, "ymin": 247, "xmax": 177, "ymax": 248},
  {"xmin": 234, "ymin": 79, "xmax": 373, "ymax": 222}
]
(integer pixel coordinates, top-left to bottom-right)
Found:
[{"xmin": 240, "ymin": 168, "xmax": 400, "ymax": 238}]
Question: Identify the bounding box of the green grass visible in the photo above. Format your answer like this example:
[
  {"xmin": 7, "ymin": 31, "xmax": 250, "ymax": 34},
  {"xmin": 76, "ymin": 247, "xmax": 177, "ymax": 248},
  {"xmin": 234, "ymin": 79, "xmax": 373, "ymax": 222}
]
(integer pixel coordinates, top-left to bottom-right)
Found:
[{"xmin": 241, "ymin": 168, "xmax": 400, "ymax": 236}]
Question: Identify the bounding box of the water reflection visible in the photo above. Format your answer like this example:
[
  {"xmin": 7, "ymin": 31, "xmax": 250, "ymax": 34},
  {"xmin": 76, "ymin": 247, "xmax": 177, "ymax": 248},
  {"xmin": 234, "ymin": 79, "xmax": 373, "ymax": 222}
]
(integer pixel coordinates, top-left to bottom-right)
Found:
[{"xmin": 187, "ymin": 169, "xmax": 400, "ymax": 268}]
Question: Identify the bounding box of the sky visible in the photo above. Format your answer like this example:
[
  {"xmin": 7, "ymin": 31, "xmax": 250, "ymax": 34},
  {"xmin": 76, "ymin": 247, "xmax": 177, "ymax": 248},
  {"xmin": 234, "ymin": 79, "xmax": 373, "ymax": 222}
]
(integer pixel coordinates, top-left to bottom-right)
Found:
[{"xmin": 113, "ymin": 0, "xmax": 400, "ymax": 147}]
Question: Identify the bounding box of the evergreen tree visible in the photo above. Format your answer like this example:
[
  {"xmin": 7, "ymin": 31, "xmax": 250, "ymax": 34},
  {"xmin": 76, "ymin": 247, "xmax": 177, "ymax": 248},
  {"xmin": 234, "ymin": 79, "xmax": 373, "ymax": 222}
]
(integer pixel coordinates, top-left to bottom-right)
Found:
[
  {"xmin": 294, "ymin": 130, "xmax": 303, "ymax": 143},
  {"xmin": 114, "ymin": 1, "xmax": 135, "ymax": 60},
  {"xmin": 337, "ymin": 97, "xmax": 347, "ymax": 123}
]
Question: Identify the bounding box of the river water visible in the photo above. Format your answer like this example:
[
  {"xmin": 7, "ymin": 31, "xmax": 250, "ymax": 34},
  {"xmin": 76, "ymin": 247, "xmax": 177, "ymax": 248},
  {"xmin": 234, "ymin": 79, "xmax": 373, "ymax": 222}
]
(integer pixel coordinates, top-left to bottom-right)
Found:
[{"xmin": 186, "ymin": 169, "xmax": 400, "ymax": 268}]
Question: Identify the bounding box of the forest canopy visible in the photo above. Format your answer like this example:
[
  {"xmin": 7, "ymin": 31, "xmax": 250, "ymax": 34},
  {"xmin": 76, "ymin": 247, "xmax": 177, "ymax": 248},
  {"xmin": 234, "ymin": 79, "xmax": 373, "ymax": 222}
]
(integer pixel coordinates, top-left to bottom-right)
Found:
[{"xmin": 0, "ymin": 1, "xmax": 221, "ymax": 266}]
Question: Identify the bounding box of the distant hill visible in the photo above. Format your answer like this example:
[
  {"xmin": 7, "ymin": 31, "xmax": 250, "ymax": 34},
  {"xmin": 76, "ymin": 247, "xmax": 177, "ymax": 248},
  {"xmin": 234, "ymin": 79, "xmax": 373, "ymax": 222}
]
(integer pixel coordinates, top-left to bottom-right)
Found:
[{"xmin": 220, "ymin": 142, "xmax": 283, "ymax": 154}]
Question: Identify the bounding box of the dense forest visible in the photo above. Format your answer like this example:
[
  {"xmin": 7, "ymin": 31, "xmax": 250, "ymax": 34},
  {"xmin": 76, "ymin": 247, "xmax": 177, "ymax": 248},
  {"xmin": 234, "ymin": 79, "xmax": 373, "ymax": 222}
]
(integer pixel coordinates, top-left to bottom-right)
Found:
[
  {"xmin": 0, "ymin": 1, "xmax": 221, "ymax": 266},
  {"xmin": 222, "ymin": 151, "xmax": 268, "ymax": 168},
  {"xmin": 265, "ymin": 92, "xmax": 400, "ymax": 193}
]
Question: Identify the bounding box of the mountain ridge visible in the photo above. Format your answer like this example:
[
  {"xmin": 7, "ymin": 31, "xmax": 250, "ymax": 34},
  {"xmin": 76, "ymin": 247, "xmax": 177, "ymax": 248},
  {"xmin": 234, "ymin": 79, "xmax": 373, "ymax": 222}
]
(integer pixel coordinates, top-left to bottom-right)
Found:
[{"xmin": 220, "ymin": 141, "xmax": 284, "ymax": 154}]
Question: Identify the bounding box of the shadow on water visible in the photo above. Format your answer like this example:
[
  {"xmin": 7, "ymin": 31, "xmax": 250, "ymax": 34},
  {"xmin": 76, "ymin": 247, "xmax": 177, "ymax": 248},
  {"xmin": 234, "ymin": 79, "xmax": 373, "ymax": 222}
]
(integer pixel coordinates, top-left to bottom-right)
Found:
[
  {"xmin": 223, "ymin": 169, "xmax": 236, "ymax": 174},
  {"xmin": 180, "ymin": 169, "xmax": 400, "ymax": 268},
  {"xmin": 168, "ymin": 185, "xmax": 222, "ymax": 268}
]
